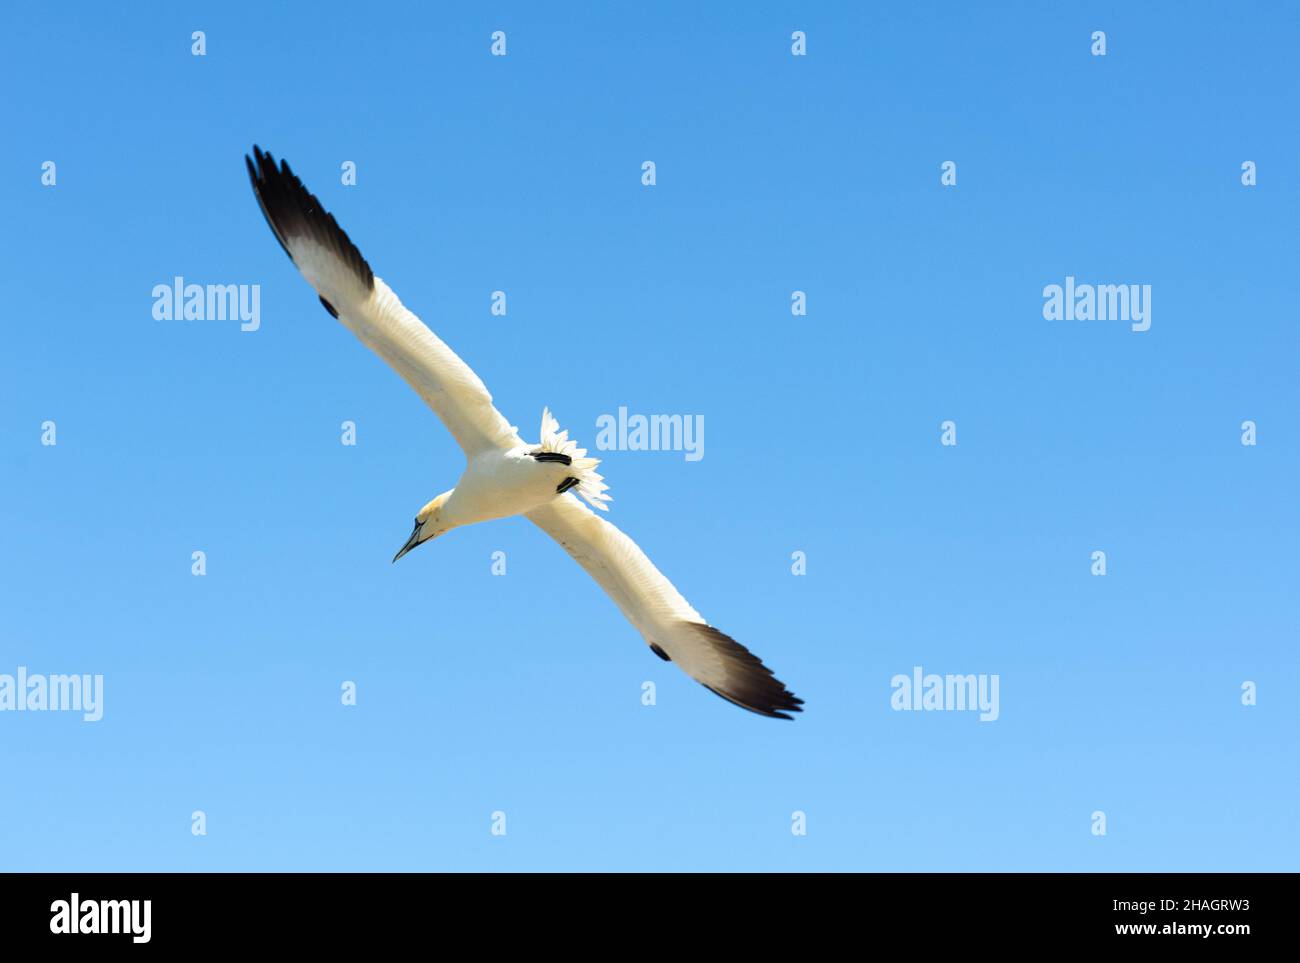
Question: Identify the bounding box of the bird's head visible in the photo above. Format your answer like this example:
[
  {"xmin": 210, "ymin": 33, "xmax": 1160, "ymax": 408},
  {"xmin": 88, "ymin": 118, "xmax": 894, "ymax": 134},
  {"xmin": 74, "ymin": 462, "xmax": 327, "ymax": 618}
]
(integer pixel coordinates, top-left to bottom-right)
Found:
[{"xmin": 393, "ymin": 492, "xmax": 452, "ymax": 562}]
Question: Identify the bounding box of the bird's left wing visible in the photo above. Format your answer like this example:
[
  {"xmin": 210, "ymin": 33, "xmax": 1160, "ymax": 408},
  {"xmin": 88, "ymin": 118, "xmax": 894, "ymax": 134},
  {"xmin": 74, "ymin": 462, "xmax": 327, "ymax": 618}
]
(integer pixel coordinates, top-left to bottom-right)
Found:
[
  {"xmin": 526, "ymin": 495, "xmax": 803, "ymax": 719},
  {"xmin": 245, "ymin": 146, "xmax": 520, "ymax": 455}
]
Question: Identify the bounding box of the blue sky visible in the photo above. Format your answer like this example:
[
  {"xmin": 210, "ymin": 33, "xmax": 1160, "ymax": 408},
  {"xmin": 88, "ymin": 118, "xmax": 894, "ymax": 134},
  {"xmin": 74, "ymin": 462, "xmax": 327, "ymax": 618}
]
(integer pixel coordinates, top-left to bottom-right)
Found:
[{"xmin": 2, "ymin": 1, "xmax": 1297, "ymax": 871}]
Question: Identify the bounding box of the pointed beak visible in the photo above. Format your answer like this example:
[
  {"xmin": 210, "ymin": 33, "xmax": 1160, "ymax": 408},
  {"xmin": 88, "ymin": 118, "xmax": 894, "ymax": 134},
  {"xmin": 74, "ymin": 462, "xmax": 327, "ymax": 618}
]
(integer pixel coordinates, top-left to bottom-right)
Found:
[{"xmin": 392, "ymin": 520, "xmax": 426, "ymax": 563}]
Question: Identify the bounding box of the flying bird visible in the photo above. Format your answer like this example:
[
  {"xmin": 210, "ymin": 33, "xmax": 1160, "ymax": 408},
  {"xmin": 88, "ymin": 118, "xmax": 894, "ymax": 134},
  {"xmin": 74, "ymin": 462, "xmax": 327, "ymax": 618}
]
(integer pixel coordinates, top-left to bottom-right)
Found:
[{"xmin": 245, "ymin": 146, "xmax": 803, "ymax": 719}]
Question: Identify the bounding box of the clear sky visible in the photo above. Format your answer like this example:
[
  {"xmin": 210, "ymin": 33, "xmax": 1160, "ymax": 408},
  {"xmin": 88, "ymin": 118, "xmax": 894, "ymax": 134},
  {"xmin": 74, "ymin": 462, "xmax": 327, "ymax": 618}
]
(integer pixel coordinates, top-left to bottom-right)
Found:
[{"xmin": 2, "ymin": 1, "xmax": 1297, "ymax": 871}]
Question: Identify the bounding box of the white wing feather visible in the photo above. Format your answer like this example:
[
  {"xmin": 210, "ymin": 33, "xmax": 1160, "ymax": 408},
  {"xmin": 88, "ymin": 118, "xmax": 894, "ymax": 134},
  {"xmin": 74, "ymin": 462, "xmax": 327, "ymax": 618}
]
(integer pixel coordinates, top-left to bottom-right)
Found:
[
  {"xmin": 526, "ymin": 495, "xmax": 802, "ymax": 718},
  {"xmin": 246, "ymin": 146, "xmax": 519, "ymax": 455}
]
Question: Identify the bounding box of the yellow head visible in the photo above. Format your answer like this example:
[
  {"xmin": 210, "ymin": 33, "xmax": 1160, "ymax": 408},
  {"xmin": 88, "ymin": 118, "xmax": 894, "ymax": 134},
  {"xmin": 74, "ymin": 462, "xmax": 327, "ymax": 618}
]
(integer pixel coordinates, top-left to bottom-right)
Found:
[{"xmin": 392, "ymin": 492, "xmax": 452, "ymax": 562}]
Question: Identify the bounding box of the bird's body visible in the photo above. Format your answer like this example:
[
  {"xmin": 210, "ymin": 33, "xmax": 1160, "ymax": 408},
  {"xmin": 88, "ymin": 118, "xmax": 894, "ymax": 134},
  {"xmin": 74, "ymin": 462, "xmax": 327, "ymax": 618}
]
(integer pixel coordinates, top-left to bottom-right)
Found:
[
  {"xmin": 446, "ymin": 446, "xmax": 576, "ymax": 528},
  {"xmin": 246, "ymin": 145, "xmax": 802, "ymax": 719}
]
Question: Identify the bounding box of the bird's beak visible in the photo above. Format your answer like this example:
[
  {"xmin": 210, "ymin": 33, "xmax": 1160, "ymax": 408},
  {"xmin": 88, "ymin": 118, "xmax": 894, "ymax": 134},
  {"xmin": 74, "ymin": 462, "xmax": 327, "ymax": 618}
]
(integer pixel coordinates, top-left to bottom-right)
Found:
[{"xmin": 392, "ymin": 520, "xmax": 426, "ymax": 563}]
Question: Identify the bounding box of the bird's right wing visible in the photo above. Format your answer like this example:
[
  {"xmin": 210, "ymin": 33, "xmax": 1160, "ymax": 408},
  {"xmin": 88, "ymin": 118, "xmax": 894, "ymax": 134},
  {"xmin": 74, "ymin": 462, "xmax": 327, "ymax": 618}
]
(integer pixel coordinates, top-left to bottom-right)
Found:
[
  {"xmin": 526, "ymin": 495, "xmax": 803, "ymax": 719},
  {"xmin": 246, "ymin": 146, "xmax": 520, "ymax": 456}
]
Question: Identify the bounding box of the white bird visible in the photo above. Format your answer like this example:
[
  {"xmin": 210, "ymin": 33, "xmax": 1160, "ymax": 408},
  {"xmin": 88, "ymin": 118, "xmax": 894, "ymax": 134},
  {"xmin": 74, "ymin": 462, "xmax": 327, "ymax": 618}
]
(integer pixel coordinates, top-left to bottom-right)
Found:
[{"xmin": 246, "ymin": 146, "xmax": 803, "ymax": 719}]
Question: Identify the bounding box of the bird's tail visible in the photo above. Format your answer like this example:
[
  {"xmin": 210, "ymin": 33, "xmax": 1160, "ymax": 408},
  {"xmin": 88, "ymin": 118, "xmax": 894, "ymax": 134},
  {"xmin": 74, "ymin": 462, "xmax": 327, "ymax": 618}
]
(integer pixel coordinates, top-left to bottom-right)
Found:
[{"xmin": 539, "ymin": 408, "xmax": 611, "ymax": 511}]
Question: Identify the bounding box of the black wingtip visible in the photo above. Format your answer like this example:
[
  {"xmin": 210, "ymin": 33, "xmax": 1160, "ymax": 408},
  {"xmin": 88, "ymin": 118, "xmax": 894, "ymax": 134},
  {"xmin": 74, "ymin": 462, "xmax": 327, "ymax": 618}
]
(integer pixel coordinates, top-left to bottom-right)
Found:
[
  {"xmin": 245, "ymin": 145, "xmax": 292, "ymax": 260},
  {"xmin": 681, "ymin": 623, "xmax": 804, "ymax": 720},
  {"xmin": 705, "ymin": 685, "xmax": 802, "ymax": 720},
  {"xmin": 244, "ymin": 143, "xmax": 375, "ymax": 292}
]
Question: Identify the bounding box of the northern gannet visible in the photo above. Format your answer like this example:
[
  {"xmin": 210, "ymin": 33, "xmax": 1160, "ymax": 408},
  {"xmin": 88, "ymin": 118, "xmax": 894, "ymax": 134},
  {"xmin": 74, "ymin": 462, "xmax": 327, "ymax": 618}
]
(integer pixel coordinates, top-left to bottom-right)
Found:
[{"xmin": 245, "ymin": 146, "xmax": 803, "ymax": 719}]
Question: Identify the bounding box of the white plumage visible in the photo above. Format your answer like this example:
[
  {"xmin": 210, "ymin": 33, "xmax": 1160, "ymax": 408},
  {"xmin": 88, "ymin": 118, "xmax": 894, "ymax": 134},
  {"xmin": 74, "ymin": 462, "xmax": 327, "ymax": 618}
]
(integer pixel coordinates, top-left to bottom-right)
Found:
[
  {"xmin": 246, "ymin": 146, "xmax": 802, "ymax": 719},
  {"xmin": 536, "ymin": 407, "xmax": 610, "ymax": 511}
]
